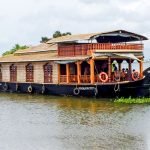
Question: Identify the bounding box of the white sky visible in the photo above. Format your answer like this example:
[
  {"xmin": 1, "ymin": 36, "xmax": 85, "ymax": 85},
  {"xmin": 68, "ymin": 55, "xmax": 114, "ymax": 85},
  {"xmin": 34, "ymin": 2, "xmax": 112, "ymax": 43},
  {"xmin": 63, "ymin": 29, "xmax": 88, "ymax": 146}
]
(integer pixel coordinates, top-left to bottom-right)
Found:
[{"xmin": 0, "ymin": 0, "xmax": 150, "ymax": 58}]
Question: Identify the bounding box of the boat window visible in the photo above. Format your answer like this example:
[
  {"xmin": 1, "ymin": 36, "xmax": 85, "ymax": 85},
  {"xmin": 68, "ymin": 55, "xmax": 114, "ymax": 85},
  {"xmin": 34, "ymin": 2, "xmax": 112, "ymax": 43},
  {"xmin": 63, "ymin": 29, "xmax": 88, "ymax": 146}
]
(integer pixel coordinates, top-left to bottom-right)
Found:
[
  {"xmin": 26, "ymin": 63, "xmax": 34, "ymax": 82},
  {"xmin": 44, "ymin": 63, "xmax": 53, "ymax": 83},
  {"xmin": 10, "ymin": 64, "xmax": 17, "ymax": 82}
]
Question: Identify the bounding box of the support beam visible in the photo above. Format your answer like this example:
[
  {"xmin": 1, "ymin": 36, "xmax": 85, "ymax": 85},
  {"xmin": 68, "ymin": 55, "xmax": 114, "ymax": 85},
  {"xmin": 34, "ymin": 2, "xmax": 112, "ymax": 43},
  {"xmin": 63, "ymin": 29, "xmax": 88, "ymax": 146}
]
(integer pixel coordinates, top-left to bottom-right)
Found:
[
  {"xmin": 77, "ymin": 61, "xmax": 81, "ymax": 84},
  {"xmin": 108, "ymin": 57, "xmax": 111, "ymax": 82},
  {"xmin": 128, "ymin": 59, "xmax": 132, "ymax": 74},
  {"xmin": 66, "ymin": 64, "xmax": 70, "ymax": 83},
  {"xmin": 90, "ymin": 59, "xmax": 95, "ymax": 84},
  {"xmin": 139, "ymin": 58, "xmax": 143, "ymax": 78},
  {"xmin": 118, "ymin": 63, "xmax": 121, "ymax": 71}
]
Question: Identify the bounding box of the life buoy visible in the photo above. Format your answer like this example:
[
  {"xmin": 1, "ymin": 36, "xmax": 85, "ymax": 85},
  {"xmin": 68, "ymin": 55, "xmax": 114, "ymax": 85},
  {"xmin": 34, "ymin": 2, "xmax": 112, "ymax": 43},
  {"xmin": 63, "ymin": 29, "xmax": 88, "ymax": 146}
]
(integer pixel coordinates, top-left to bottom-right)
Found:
[
  {"xmin": 3, "ymin": 83, "xmax": 8, "ymax": 91},
  {"xmin": 114, "ymin": 71, "xmax": 120, "ymax": 82},
  {"xmin": 73, "ymin": 87, "xmax": 80, "ymax": 95},
  {"xmin": 132, "ymin": 71, "xmax": 140, "ymax": 81},
  {"xmin": 99, "ymin": 72, "xmax": 108, "ymax": 83},
  {"xmin": 27, "ymin": 85, "xmax": 32, "ymax": 93}
]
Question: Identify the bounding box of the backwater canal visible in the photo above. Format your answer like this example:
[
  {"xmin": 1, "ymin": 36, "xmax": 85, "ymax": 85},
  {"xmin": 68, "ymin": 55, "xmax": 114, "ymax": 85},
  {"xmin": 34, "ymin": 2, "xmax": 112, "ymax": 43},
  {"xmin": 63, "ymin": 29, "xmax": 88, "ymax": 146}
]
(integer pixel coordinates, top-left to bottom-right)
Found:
[{"xmin": 0, "ymin": 93, "xmax": 150, "ymax": 150}]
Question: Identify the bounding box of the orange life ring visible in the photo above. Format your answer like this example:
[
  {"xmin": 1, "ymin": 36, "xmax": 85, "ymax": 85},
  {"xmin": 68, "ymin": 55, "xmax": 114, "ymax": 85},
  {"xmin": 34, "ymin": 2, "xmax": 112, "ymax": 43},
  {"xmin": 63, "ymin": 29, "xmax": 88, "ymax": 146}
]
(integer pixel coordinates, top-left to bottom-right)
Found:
[
  {"xmin": 132, "ymin": 71, "xmax": 140, "ymax": 81},
  {"xmin": 99, "ymin": 72, "xmax": 108, "ymax": 83}
]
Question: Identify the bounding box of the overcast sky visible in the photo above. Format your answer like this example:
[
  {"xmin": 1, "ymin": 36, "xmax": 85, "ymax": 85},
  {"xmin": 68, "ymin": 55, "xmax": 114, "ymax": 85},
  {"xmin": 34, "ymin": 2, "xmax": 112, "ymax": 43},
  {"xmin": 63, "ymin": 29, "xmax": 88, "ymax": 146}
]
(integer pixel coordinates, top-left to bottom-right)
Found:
[{"xmin": 0, "ymin": 0, "xmax": 150, "ymax": 58}]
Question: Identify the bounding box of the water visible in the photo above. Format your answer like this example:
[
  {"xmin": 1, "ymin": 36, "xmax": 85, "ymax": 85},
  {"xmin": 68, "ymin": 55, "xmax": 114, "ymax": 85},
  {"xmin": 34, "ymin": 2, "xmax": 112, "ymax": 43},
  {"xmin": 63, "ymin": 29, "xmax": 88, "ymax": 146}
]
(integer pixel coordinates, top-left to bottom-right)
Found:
[{"xmin": 0, "ymin": 93, "xmax": 150, "ymax": 150}]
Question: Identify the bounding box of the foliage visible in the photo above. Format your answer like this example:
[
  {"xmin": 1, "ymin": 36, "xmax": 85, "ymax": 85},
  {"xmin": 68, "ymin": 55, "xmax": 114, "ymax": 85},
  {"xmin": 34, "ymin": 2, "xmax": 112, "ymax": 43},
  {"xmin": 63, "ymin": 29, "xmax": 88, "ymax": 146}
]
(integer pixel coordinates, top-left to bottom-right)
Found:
[
  {"xmin": 40, "ymin": 31, "xmax": 71, "ymax": 43},
  {"xmin": 114, "ymin": 97, "xmax": 150, "ymax": 104},
  {"xmin": 40, "ymin": 37, "xmax": 50, "ymax": 43},
  {"xmin": 2, "ymin": 44, "xmax": 28, "ymax": 56},
  {"xmin": 53, "ymin": 31, "xmax": 71, "ymax": 38}
]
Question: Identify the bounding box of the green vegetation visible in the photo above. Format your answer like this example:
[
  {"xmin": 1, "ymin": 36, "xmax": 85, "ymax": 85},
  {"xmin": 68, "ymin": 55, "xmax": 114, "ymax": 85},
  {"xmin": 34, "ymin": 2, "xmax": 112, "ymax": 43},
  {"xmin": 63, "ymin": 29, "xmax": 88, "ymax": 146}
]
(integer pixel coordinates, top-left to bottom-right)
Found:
[
  {"xmin": 114, "ymin": 97, "xmax": 150, "ymax": 104},
  {"xmin": 40, "ymin": 37, "xmax": 50, "ymax": 43},
  {"xmin": 2, "ymin": 44, "xmax": 28, "ymax": 56}
]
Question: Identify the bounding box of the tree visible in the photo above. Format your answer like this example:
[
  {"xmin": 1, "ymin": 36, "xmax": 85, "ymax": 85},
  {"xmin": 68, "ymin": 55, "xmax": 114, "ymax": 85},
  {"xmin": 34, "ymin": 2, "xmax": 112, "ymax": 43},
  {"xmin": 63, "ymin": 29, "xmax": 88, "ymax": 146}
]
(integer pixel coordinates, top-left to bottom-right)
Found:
[
  {"xmin": 2, "ymin": 44, "xmax": 29, "ymax": 56},
  {"xmin": 40, "ymin": 37, "xmax": 50, "ymax": 43},
  {"xmin": 53, "ymin": 31, "xmax": 71, "ymax": 38}
]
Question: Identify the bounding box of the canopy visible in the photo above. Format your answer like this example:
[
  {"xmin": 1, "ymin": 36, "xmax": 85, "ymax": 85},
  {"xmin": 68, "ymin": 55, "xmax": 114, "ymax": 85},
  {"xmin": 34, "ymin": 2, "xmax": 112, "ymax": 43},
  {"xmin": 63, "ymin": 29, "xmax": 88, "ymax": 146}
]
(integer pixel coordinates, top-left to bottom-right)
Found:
[
  {"xmin": 54, "ymin": 56, "xmax": 91, "ymax": 64},
  {"xmin": 113, "ymin": 53, "xmax": 141, "ymax": 61},
  {"xmin": 92, "ymin": 53, "xmax": 141, "ymax": 61},
  {"xmin": 47, "ymin": 30, "xmax": 148, "ymax": 44},
  {"xmin": 54, "ymin": 60, "xmax": 77, "ymax": 64}
]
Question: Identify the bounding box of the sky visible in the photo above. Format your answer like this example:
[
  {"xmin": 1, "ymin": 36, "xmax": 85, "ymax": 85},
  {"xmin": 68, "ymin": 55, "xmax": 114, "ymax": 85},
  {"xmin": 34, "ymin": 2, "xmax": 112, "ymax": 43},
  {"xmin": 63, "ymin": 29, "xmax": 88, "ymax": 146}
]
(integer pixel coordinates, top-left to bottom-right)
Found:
[{"xmin": 0, "ymin": 0, "xmax": 150, "ymax": 59}]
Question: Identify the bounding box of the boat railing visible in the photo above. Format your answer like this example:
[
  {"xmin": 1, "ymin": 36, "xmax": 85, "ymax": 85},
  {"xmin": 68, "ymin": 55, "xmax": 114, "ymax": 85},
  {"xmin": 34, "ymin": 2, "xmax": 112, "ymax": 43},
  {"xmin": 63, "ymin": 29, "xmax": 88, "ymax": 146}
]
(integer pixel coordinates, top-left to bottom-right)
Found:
[
  {"xmin": 69, "ymin": 75, "xmax": 78, "ymax": 82},
  {"xmin": 59, "ymin": 72, "xmax": 141, "ymax": 83},
  {"xmin": 60, "ymin": 75, "xmax": 67, "ymax": 83},
  {"xmin": 58, "ymin": 43, "xmax": 143, "ymax": 56},
  {"xmin": 80, "ymin": 75, "xmax": 91, "ymax": 83}
]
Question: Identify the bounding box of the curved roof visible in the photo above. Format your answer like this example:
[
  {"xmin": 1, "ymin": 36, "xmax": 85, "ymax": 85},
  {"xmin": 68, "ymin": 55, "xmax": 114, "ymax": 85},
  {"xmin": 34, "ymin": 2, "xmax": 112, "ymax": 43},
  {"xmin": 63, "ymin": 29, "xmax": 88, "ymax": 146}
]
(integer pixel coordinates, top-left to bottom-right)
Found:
[{"xmin": 47, "ymin": 30, "xmax": 148, "ymax": 44}]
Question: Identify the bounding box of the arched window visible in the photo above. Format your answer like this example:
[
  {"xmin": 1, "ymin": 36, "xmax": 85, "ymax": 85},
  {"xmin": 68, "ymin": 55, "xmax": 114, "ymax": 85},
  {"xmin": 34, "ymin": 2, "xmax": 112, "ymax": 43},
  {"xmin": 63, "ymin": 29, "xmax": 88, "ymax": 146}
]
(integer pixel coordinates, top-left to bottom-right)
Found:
[
  {"xmin": 26, "ymin": 63, "xmax": 34, "ymax": 82},
  {"xmin": 10, "ymin": 64, "xmax": 17, "ymax": 82},
  {"xmin": 44, "ymin": 63, "xmax": 53, "ymax": 83}
]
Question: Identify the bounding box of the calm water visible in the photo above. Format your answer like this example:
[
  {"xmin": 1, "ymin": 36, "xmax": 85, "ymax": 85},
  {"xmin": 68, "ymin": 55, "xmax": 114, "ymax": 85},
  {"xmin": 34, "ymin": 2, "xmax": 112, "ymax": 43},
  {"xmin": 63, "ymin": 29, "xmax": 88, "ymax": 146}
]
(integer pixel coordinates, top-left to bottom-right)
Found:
[{"xmin": 0, "ymin": 93, "xmax": 150, "ymax": 150}]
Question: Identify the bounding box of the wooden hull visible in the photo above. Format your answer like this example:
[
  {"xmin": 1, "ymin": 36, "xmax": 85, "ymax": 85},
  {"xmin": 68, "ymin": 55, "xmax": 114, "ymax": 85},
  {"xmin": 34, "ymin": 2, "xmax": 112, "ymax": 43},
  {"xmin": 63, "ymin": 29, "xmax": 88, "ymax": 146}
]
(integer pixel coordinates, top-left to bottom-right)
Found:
[
  {"xmin": 0, "ymin": 79, "xmax": 149, "ymax": 98},
  {"xmin": 0, "ymin": 67, "xmax": 149, "ymax": 98}
]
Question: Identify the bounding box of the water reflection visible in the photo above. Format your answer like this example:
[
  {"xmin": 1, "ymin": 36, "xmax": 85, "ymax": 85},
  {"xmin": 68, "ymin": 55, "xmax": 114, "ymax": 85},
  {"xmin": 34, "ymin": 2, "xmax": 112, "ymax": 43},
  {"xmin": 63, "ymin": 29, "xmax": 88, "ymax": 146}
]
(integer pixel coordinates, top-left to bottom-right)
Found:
[{"xmin": 0, "ymin": 93, "xmax": 150, "ymax": 150}]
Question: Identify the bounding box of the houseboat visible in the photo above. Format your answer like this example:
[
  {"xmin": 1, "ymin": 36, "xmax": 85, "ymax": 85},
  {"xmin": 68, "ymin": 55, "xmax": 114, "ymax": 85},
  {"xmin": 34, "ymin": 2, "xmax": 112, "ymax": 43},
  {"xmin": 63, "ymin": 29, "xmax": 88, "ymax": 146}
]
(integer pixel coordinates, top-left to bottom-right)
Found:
[{"xmin": 0, "ymin": 30, "xmax": 150, "ymax": 98}]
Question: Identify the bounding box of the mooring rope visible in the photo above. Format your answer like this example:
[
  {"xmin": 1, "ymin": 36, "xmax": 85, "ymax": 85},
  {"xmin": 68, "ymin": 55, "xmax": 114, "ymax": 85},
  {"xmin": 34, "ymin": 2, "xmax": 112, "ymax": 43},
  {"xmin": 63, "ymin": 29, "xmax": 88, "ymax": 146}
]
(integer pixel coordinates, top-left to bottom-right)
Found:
[{"xmin": 114, "ymin": 82, "xmax": 120, "ymax": 93}]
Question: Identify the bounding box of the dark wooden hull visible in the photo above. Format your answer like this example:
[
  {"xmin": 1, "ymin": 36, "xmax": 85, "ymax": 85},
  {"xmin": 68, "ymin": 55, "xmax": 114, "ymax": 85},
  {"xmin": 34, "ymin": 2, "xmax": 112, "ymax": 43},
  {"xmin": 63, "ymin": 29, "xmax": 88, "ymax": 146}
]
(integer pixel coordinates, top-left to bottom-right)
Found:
[
  {"xmin": 0, "ymin": 67, "xmax": 149, "ymax": 98},
  {"xmin": 0, "ymin": 79, "xmax": 149, "ymax": 98}
]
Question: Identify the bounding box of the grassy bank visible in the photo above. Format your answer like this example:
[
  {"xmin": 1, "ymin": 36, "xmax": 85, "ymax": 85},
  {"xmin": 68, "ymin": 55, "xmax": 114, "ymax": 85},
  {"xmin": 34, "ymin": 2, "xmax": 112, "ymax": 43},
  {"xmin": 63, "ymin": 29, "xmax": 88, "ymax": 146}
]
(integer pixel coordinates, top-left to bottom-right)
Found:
[{"xmin": 114, "ymin": 97, "xmax": 150, "ymax": 104}]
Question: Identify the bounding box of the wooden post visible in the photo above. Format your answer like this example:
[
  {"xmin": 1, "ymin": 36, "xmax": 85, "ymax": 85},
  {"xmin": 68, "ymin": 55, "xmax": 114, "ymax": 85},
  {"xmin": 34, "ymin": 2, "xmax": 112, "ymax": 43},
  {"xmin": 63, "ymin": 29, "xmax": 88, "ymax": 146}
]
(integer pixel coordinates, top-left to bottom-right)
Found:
[
  {"xmin": 118, "ymin": 63, "xmax": 121, "ymax": 71},
  {"xmin": 139, "ymin": 58, "xmax": 143, "ymax": 78},
  {"xmin": 77, "ymin": 61, "xmax": 81, "ymax": 84},
  {"xmin": 90, "ymin": 59, "xmax": 95, "ymax": 84},
  {"xmin": 128, "ymin": 59, "xmax": 132, "ymax": 74},
  {"xmin": 66, "ymin": 64, "xmax": 70, "ymax": 83},
  {"xmin": 108, "ymin": 57, "xmax": 111, "ymax": 82}
]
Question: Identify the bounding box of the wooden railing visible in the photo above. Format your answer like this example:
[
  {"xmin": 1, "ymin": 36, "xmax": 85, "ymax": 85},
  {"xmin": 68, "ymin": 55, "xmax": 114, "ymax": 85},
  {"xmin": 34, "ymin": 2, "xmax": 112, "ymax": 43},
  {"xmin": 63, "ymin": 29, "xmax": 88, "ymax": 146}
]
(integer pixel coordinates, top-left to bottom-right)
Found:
[
  {"xmin": 58, "ymin": 43, "xmax": 143, "ymax": 56},
  {"xmin": 80, "ymin": 75, "xmax": 91, "ymax": 83},
  {"xmin": 60, "ymin": 75, "xmax": 67, "ymax": 83},
  {"xmin": 69, "ymin": 75, "xmax": 78, "ymax": 82},
  {"xmin": 59, "ymin": 75, "xmax": 90, "ymax": 83}
]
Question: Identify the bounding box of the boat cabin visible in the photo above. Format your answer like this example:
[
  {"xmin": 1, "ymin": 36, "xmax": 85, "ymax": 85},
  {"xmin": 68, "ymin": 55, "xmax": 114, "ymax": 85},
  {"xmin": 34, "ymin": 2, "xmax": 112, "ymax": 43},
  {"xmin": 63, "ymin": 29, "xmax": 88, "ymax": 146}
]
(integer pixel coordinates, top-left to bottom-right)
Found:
[{"xmin": 0, "ymin": 30, "xmax": 148, "ymax": 85}]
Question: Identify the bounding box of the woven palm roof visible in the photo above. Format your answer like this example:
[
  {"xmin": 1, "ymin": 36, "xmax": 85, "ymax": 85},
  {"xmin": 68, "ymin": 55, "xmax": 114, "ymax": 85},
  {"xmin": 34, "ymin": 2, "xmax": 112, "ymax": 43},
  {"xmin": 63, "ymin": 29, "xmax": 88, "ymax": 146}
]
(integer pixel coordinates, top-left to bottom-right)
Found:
[
  {"xmin": 0, "ymin": 52, "xmax": 89, "ymax": 63},
  {"xmin": 15, "ymin": 43, "xmax": 57, "ymax": 54},
  {"xmin": 47, "ymin": 30, "xmax": 148, "ymax": 43}
]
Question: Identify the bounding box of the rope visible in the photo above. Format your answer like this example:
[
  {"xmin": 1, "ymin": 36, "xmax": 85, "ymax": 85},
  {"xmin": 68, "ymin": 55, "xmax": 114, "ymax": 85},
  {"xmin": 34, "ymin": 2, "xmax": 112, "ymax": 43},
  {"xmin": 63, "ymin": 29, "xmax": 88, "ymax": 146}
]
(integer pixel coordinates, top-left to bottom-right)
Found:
[{"xmin": 114, "ymin": 82, "xmax": 120, "ymax": 93}]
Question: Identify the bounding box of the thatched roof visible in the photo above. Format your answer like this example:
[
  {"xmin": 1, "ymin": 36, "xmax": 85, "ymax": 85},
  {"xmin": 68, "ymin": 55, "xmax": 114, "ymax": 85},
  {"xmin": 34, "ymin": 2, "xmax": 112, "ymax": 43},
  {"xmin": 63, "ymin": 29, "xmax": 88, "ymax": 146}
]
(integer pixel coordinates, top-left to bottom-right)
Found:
[
  {"xmin": 47, "ymin": 30, "xmax": 148, "ymax": 43},
  {"xmin": 0, "ymin": 52, "xmax": 89, "ymax": 63},
  {"xmin": 15, "ymin": 43, "xmax": 57, "ymax": 54}
]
